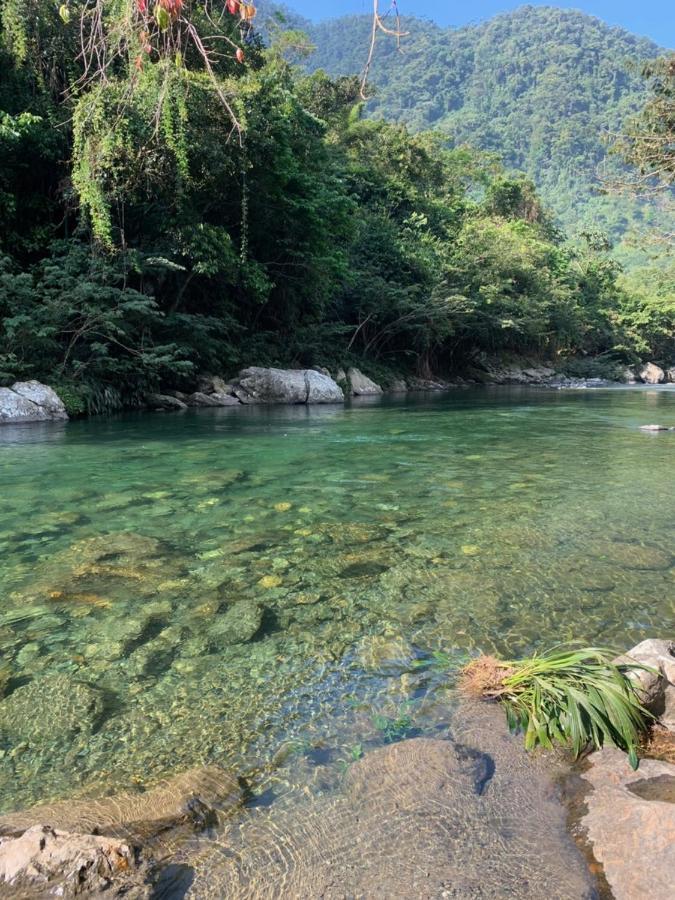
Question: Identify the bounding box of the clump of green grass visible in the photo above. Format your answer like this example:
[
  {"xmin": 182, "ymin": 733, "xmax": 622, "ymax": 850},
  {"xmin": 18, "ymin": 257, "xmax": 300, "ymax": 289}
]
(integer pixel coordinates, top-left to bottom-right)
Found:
[{"xmin": 460, "ymin": 646, "xmax": 652, "ymax": 769}]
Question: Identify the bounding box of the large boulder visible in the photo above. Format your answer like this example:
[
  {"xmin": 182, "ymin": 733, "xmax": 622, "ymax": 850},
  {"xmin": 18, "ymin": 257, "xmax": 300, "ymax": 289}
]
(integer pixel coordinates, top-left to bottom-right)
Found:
[
  {"xmin": 0, "ymin": 381, "xmax": 67, "ymax": 423},
  {"xmin": 346, "ymin": 367, "xmax": 383, "ymax": 396},
  {"xmin": 233, "ymin": 367, "xmax": 343, "ymax": 404},
  {"xmin": 640, "ymin": 362, "xmax": 665, "ymax": 384},
  {"xmin": 666, "ymin": 366, "xmax": 675, "ymax": 383},
  {"xmin": 580, "ymin": 748, "xmax": 675, "ymax": 900}
]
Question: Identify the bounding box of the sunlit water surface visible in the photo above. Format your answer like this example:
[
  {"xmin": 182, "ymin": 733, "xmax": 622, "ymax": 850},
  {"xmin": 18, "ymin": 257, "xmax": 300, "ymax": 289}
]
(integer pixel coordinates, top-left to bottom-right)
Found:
[{"xmin": 0, "ymin": 386, "xmax": 674, "ymax": 840}]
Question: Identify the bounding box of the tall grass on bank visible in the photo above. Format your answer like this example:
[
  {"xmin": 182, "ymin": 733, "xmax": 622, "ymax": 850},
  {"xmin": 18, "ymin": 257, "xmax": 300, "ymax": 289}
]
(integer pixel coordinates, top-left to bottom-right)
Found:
[{"xmin": 460, "ymin": 646, "xmax": 652, "ymax": 768}]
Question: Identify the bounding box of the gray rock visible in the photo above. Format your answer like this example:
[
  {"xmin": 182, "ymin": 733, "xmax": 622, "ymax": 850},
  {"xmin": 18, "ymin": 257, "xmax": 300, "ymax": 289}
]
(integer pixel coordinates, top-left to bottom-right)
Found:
[
  {"xmin": 614, "ymin": 639, "xmax": 675, "ymax": 714},
  {"xmin": 306, "ymin": 370, "xmax": 344, "ymax": 403},
  {"xmin": 146, "ymin": 393, "xmax": 187, "ymax": 411},
  {"xmin": 406, "ymin": 377, "xmax": 449, "ymax": 391},
  {"xmin": 187, "ymin": 391, "xmax": 239, "ymax": 407},
  {"xmin": 211, "ymin": 392, "xmax": 240, "ymax": 406},
  {"xmin": 0, "ymin": 825, "xmax": 147, "ymax": 898},
  {"xmin": 622, "ymin": 367, "xmax": 638, "ymax": 384},
  {"xmin": 198, "ymin": 374, "xmax": 233, "ymax": 395},
  {"xmin": 311, "ymin": 366, "xmax": 332, "ymax": 378},
  {"xmin": 640, "ymin": 362, "xmax": 665, "ymax": 384},
  {"xmin": 233, "ymin": 367, "xmax": 343, "ymax": 404},
  {"xmin": 0, "ymin": 381, "xmax": 68, "ymax": 423},
  {"xmin": 208, "ymin": 599, "xmax": 264, "ymax": 645},
  {"xmin": 388, "ymin": 379, "xmax": 408, "ymax": 393},
  {"xmin": 0, "ymin": 674, "xmax": 103, "ymax": 746},
  {"xmin": 580, "ymin": 748, "xmax": 675, "ymax": 900},
  {"xmin": 335, "ymin": 368, "xmax": 347, "ymax": 384},
  {"xmin": 663, "ymin": 684, "xmax": 675, "ymax": 731},
  {"xmin": 666, "ymin": 366, "xmax": 675, "ymax": 383},
  {"xmin": 347, "ymin": 367, "xmax": 383, "ymax": 396}
]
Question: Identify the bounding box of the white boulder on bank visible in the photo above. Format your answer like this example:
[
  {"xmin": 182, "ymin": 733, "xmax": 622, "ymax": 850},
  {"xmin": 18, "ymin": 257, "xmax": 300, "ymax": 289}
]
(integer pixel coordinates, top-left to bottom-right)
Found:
[
  {"xmin": 233, "ymin": 367, "xmax": 344, "ymax": 404},
  {"xmin": 0, "ymin": 381, "xmax": 68, "ymax": 423},
  {"xmin": 344, "ymin": 367, "xmax": 383, "ymax": 396},
  {"xmin": 640, "ymin": 362, "xmax": 665, "ymax": 384}
]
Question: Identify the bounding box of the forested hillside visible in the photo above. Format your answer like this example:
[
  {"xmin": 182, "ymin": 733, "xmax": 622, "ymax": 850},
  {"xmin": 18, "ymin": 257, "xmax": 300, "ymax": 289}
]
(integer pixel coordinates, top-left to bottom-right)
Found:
[
  {"xmin": 305, "ymin": 5, "xmax": 665, "ymax": 238},
  {"xmin": 0, "ymin": 2, "xmax": 673, "ymax": 413}
]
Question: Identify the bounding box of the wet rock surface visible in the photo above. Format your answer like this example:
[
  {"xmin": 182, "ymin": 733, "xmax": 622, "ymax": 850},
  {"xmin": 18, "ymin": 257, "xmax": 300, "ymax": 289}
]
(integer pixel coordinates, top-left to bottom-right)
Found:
[
  {"xmin": 0, "ymin": 765, "xmax": 241, "ymax": 841},
  {"xmin": 0, "ymin": 675, "xmax": 103, "ymax": 747},
  {"xmin": 0, "ymin": 382, "xmax": 68, "ymax": 423},
  {"xmin": 182, "ymin": 703, "xmax": 595, "ymax": 899},
  {"xmin": 579, "ymin": 748, "xmax": 675, "ymax": 900}
]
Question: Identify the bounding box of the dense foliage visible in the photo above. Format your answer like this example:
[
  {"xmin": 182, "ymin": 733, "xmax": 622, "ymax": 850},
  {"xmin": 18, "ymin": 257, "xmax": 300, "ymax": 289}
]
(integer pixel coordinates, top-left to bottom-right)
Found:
[
  {"xmin": 0, "ymin": 1, "xmax": 674, "ymax": 412},
  {"xmin": 305, "ymin": 5, "xmax": 671, "ymax": 243}
]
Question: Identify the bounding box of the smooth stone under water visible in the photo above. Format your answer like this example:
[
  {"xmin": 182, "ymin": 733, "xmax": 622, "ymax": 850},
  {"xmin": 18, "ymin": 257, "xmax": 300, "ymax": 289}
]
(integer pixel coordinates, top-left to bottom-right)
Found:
[{"xmin": 1, "ymin": 386, "xmax": 675, "ymax": 895}]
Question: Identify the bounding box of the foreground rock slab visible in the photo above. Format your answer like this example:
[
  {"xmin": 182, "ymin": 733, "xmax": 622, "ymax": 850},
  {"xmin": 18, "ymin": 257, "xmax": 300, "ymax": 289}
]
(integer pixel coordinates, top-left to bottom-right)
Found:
[
  {"xmin": 0, "ymin": 766, "xmax": 241, "ymax": 841},
  {"xmin": 186, "ymin": 709, "xmax": 595, "ymax": 899},
  {"xmin": 0, "ymin": 381, "xmax": 68, "ymax": 423},
  {"xmin": 0, "ymin": 825, "xmax": 148, "ymax": 898},
  {"xmin": 580, "ymin": 748, "xmax": 675, "ymax": 900}
]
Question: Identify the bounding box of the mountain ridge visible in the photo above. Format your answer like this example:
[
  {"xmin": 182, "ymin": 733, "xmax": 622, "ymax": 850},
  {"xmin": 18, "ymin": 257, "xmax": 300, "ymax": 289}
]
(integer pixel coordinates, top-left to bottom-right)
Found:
[{"xmin": 291, "ymin": 4, "xmax": 665, "ymax": 239}]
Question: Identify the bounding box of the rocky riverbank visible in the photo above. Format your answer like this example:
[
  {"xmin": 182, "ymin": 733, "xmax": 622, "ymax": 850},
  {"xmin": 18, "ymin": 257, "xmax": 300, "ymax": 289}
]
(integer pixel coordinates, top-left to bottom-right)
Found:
[
  {"xmin": 1, "ymin": 639, "xmax": 673, "ymax": 898},
  {"xmin": 4, "ymin": 355, "xmax": 675, "ymax": 425}
]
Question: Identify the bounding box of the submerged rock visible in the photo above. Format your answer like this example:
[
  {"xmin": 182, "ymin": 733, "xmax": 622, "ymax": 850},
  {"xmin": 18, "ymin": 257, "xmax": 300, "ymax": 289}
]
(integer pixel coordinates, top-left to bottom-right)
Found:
[
  {"xmin": 208, "ymin": 599, "xmax": 264, "ymax": 645},
  {"xmin": 0, "ymin": 765, "xmax": 241, "ymax": 839},
  {"xmin": 580, "ymin": 748, "xmax": 675, "ymax": 900},
  {"xmin": 640, "ymin": 362, "xmax": 665, "ymax": 384},
  {"xmin": 586, "ymin": 539, "xmax": 672, "ymax": 571},
  {"xmin": 0, "ymin": 674, "xmax": 103, "ymax": 747},
  {"xmin": 640, "ymin": 424, "xmax": 673, "ymax": 431},
  {"xmin": 0, "ymin": 381, "xmax": 68, "ymax": 423},
  {"xmin": 233, "ymin": 367, "xmax": 344, "ymax": 404},
  {"xmin": 188, "ymin": 708, "xmax": 594, "ymax": 898}
]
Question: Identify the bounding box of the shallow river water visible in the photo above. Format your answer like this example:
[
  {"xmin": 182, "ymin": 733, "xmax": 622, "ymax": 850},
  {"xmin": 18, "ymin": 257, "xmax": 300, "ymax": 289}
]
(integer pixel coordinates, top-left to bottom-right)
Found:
[{"xmin": 1, "ymin": 385, "xmax": 674, "ymax": 893}]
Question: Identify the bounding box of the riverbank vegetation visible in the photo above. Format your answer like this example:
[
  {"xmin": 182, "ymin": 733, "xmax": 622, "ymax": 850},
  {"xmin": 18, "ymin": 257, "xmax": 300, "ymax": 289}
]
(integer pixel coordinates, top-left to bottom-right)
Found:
[{"xmin": 0, "ymin": 2, "xmax": 673, "ymax": 413}]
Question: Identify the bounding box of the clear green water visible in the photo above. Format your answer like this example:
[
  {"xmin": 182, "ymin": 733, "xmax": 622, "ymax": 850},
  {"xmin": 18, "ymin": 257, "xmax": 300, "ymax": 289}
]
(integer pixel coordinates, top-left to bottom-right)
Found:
[{"xmin": 0, "ymin": 386, "xmax": 674, "ymax": 815}]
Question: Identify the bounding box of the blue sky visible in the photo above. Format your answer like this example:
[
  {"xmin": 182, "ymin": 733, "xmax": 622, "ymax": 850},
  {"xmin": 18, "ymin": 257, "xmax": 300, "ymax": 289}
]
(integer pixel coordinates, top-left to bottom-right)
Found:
[{"xmin": 288, "ymin": 2, "xmax": 673, "ymax": 48}]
